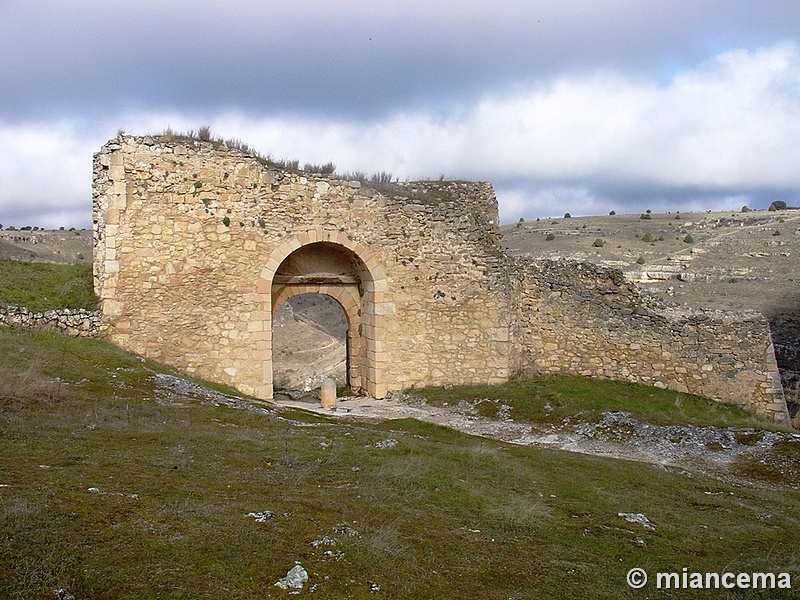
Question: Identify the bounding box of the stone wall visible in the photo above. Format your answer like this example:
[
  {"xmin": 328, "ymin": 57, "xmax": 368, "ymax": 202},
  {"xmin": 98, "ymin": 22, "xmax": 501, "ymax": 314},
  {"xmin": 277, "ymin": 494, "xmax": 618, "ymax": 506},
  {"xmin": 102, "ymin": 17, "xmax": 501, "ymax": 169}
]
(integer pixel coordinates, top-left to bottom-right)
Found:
[
  {"xmin": 93, "ymin": 135, "xmax": 513, "ymax": 400},
  {"xmin": 0, "ymin": 306, "xmax": 103, "ymax": 337},
  {"xmin": 92, "ymin": 135, "xmax": 789, "ymax": 423},
  {"xmin": 512, "ymin": 260, "xmax": 787, "ymax": 421}
]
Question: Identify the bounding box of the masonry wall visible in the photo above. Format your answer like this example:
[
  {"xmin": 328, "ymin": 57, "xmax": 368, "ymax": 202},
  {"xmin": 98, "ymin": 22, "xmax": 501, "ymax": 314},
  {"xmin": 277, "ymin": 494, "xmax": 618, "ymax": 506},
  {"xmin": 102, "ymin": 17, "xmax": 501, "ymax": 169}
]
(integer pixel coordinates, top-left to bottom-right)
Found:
[
  {"xmin": 93, "ymin": 135, "xmax": 514, "ymax": 399},
  {"xmin": 0, "ymin": 306, "xmax": 103, "ymax": 337},
  {"xmin": 93, "ymin": 135, "xmax": 788, "ymax": 422},
  {"xmin": 511, "ymin": 259, "xmax": 788, "ymax": 420}
]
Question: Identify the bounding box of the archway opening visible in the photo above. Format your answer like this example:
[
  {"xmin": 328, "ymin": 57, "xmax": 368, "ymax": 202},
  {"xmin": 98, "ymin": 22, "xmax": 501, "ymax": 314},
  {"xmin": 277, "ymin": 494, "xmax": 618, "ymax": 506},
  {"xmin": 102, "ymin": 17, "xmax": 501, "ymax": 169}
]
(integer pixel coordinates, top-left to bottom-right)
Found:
[
  {"xmin": 272, "ymin": 293, "xmax": 348, "ymax": 390},
  {"xmin": 269, "ymin": 241, "xmax": 372, "ymax": 395}
]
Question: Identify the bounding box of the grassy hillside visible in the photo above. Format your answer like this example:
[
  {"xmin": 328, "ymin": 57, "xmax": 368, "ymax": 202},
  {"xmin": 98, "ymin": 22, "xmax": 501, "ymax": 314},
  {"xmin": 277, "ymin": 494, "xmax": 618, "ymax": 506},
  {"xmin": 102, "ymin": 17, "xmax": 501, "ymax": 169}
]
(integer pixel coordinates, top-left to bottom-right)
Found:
[
  {"xmin": 0, "ymin": 259, "xmax": 97, "ymax": 312},
  {"xmin": 1, "ymin": 328, "xmax": 799, "ymax": 598}
]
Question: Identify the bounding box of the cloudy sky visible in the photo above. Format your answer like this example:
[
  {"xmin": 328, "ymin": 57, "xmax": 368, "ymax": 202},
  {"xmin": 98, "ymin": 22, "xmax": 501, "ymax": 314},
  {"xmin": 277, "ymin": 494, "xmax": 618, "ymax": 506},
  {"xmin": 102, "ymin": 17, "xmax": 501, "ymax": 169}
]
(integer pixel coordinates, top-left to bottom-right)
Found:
[{"xmin": 1, "ymin": 1, "xmax": 799, "ymax": 229}]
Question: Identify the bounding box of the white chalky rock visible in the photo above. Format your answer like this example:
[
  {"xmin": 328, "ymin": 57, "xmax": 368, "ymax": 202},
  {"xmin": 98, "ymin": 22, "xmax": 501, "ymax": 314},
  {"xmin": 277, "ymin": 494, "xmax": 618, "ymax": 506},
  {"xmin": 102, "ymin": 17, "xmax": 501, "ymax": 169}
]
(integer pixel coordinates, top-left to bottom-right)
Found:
[{"xmin": 275, "ymin": 564, "xmax": 309, "ymax": 590}]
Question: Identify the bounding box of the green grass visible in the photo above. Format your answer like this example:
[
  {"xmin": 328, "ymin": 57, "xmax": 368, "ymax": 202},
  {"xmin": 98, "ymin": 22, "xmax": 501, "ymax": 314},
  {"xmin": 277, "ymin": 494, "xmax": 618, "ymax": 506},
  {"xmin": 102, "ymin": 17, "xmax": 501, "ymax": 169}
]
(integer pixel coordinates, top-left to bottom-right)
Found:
[
  {"xmin": 1, "ymin": 328, "xmax": 799, "ymax": 598},
  {"xmin": 0, "ymin": 259, "xmax": 97, "ymax": 312},
  {"xmin": 415, "ymin": 375, "xmax": 780, "ymax": 429}
]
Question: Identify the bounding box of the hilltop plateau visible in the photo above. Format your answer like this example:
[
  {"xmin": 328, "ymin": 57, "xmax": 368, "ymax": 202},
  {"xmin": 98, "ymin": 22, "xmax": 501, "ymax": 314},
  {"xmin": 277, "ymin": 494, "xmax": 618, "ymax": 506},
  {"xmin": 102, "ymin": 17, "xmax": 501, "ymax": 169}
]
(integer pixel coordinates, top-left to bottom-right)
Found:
[
  {"xmin": 502, "ymin": 208, "xmax": 800, "ymax": 316},
  {"xmin": 0, "ymin": 228, "xmax": 92, "ymax": 264}
]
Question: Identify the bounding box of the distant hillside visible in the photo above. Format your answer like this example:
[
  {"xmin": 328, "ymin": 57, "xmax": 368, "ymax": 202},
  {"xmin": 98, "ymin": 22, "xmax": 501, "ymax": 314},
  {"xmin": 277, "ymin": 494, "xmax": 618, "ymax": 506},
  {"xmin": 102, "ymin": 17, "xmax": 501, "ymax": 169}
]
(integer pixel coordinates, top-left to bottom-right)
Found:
[
  {"xmin": 502, "ymin": 209, "xmax": 800, "ymax": 316},
  {"xmin": 0, "ymin": 229, "xmax": 92, "ymax": 264},
  {"xmin": 273, "ymin": 294, "xmax": 347, "ymax": 389}
]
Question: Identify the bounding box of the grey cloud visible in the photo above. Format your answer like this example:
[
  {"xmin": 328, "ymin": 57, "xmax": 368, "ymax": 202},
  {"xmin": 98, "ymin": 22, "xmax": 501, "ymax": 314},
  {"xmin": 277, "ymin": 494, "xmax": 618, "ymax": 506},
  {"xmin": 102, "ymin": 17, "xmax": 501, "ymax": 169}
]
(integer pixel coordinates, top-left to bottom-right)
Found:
[
  {"xmin": 494, "ymin": 172, "xmax": 795, "ymax": 223},
  {"xmin": 4, "ymin": 1, "xmax": 800, "ymax": 122}
]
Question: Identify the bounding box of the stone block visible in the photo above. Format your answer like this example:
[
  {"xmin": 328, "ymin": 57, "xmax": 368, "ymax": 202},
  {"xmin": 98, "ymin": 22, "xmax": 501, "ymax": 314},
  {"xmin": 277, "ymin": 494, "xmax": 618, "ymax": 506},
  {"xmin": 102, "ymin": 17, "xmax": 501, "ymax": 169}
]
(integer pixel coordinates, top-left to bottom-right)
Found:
[{"xmin": 320, "ymin": 378, "xmax": 337, "ymax": 408}]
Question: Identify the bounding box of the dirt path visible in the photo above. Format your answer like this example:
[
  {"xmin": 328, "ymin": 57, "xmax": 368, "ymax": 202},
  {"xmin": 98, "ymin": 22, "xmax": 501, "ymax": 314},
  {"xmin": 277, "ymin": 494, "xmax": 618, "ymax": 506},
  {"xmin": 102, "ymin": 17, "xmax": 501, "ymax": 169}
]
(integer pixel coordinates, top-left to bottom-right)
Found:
[
  {"xmin": 273, "ymin": 393, "xmax": 800, "ymax": 487},
  {"xmin": 153, "ymin": 374, "xmax": 800, "ymax": 489}
]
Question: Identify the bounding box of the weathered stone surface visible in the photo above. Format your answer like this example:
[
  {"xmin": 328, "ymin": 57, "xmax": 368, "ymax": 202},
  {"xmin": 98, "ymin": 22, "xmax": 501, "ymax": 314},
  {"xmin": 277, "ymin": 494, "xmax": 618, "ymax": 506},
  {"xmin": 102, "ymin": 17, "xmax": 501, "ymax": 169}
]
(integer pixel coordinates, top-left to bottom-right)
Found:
[
  {"xmin": 92, "ymin": 135, "xmax": 789, "ymax": 423},
  {"xmin": 511, "ymin": 259, "xmax": 788, "ymax": 421},
  {"xmin": 274, "ymin": 564, "xmax": 308, "ymax": 590},
  {"xmin": 320, "ymin": 377, "xmax": 337, "ymax": 409}
]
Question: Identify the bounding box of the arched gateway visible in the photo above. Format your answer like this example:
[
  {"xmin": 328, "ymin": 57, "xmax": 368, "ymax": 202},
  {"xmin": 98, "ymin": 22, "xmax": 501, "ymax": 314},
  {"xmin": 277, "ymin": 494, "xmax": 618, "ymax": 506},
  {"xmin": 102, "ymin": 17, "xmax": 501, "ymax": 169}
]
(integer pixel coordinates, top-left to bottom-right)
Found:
[
  {"xmin": 92, "ymin": 135, "xmax": 789, "ymax": 422},
  {"xmin": 261, "ymin": 237, "xmax": 388, "ymax": 397},
  {"xmin": 94, "ymin": 134, "xmax": 507, "ymax": 402}
]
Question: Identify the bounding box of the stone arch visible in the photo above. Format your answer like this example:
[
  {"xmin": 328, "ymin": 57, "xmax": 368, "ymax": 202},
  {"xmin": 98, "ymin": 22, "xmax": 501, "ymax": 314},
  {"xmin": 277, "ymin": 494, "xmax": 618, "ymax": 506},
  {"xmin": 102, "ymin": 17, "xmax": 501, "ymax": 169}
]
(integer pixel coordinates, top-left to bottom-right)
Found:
[{"xmin": 254, "ymin": 229, "xmax": 389, "ymax": 399}]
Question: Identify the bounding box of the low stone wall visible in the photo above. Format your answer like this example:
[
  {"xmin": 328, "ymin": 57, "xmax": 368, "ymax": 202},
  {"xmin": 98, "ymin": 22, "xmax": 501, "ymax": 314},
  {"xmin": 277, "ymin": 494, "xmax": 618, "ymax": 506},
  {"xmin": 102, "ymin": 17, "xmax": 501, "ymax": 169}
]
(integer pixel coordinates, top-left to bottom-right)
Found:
[
  {"xmin": 0, "ymin": 306, "xmax": 103, "ymax": 337},
  {"xmin": 512, "ymin": 260, "xmax": 788, "ymax": 422}
]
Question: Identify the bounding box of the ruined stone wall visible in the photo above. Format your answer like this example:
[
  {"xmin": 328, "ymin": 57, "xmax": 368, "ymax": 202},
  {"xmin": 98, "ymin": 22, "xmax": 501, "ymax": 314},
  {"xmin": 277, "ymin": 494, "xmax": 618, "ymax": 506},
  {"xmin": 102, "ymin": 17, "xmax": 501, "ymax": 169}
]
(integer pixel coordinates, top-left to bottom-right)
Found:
[
  {"xmin": 92, "ymin": 135, "xmax": 788, "ymax": 422},
  {"xmin": 0, "ymin": 306, "xmax": 103, "ymax": 337},
  {"xmin": 511, "ymin": 260, "xmax": 787, "ymax": 421},
  {"xmin": 93, "ymin": 135, "xmax": 513, "ymax": 399}
]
